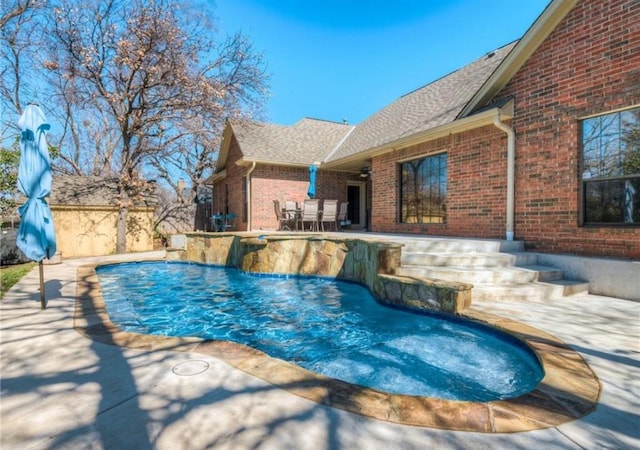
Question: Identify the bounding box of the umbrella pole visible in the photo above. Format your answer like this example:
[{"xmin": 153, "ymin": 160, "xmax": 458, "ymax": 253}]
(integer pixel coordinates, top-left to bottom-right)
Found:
[{"xmin": 39, "ymin": 260, "xmax": 46, "ymax": 310}]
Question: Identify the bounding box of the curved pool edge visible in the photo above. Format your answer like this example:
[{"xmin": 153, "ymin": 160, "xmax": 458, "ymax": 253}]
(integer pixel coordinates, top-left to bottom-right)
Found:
[{"xmin": 74, "ymin": 260, "xmax": 601, "ymax": 433}]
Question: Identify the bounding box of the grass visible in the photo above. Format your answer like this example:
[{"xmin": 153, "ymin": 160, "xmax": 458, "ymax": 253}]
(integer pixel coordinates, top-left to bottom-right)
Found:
[{"xmin": 1, "ymin": 262, "xmax": 36, "ymax": 298}]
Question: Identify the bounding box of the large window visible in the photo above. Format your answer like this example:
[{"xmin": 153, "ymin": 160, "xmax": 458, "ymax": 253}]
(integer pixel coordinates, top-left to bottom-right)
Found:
[
  {"xmin": 400, "ymin": 153, "xmax": 447, "ymax": 224},
  {"xmin": 582, "ymin": 107, "xmax": 640, "ymax": 225}
]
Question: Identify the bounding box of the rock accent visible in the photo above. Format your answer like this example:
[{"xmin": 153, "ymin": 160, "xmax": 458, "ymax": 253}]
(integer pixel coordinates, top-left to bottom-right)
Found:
[{"xmin": 168, "ymin": 232, "xmax": 472, "ymax": 314}]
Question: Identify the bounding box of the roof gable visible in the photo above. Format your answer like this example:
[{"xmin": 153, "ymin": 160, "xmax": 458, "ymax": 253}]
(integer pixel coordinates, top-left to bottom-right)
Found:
[
  {"xmin": 459, "ymin": 0, "xmax": 579, "ymax": 117},
  {"xmin": 220, "ymin": 118, "xmax": 353, "ymax": 168},
  {"xmin": 214, "ymin": 0, "xmax": 581, "ymax": 172},
  {"xmin": 325, "ymin": 41, "xmax": 517, "ymax": 163}
]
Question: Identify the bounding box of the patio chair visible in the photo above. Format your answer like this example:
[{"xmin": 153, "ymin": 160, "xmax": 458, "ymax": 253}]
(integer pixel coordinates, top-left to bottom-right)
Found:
[
  {"xmin": 320, "ymin": 199, "xmax": 338, "ymax": 231},
  {"xmin": 211, "ymin": 213, "xmax": 225, "ymax": 232},
  {"xmin": 285, "ymin": 200, "xmax": 300, "ymax": 230},
  {"xmin": 224, "ymin": 213, "xmax": 236, "ymax": 231},
  {"xmin": 300, "ymin": 199, "xmax": 320, "ymax": 231},
  {"xmin": 337, "ymin": 201, "xmax": 349, "ymax": 229},
  {"xmin": 273, "ymin": 200, "xmax": 292, "ymax": 231}
]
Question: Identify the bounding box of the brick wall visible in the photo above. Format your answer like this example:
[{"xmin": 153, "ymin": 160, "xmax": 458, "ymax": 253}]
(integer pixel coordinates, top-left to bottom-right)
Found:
[
  {"xmin": 372, "ymin": 129, "xmax": 509, "ymax": 239},
  {"xmin": 221, "ymin": 137, "xmax": 248, "ymax": 230},
  {"xmin": 250, "ymin": 165, "xmax": 309, "ymax": 230},
  {"xmin": 224, "ymin": 136, "xmax": 353, "ymax": 231},
  {"xmin": 251, "ymin": 167, "xmax": 354, "ymax": 231},
  {"xmin": 496, "ymin": 0, "xmax": 639, "ymax": 258},
  {"xmin": 371, "ymin": 0, "xmax": 639, "ymax": 259}
]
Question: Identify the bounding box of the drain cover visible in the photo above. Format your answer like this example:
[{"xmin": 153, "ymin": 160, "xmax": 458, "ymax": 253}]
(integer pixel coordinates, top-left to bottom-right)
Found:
[{"xmin": 172, "ymin": 359, "xmax": 210, "ymax": 376}]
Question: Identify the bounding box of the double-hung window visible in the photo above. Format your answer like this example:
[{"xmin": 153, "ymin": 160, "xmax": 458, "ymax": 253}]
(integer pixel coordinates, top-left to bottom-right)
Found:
[
  {"xmin": 581, "ymin": 107, "xmax": 640, "ymax": 225},
  {"xmin": 400, "ymin": 153, "xmax": 447, "ymax": 224}
]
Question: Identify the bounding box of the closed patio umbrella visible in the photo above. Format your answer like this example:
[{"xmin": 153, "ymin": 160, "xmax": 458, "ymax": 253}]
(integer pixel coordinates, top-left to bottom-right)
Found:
[
  {"xmin": 16, "ymin": 103, "xmax": 57, "ymax": 310},
  {"xmin": 307, "ymin": 163, "xmax": 317, "ymax": 199}
]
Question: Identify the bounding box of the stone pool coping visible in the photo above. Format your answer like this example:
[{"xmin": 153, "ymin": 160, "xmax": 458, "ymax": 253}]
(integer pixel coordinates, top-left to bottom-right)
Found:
[{"xmin": 73, "ymin": 258, "xmax": 601, "ymax": 433}]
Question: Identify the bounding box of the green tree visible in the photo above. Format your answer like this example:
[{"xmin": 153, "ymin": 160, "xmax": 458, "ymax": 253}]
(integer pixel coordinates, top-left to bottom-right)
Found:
[{"xmin": 0, "ymin": 141, "xmax": 20, "ymax": 218}]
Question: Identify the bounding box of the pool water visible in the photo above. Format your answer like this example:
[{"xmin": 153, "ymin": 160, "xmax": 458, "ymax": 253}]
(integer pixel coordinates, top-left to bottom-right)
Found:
[{"xmin": 96, "ymin": 261, "xmax": 543, "ymax": 401}]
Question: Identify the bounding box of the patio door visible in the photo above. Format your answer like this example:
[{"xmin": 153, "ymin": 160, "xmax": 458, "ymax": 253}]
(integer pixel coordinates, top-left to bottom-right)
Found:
[{"xmin": 347, "ymin": 181, "xmax": 367, "ymax": 230}]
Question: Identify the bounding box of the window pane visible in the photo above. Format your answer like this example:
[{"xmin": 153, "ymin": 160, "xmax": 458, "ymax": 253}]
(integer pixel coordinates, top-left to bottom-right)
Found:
[
  {"xmin": 581, "ymin": 107, "xmax": 640, "ymax": 225},
  {"xmin": 621, "ymin": 122, "xmax": 640, "ymax": 177},
  {"xmin": 585, "ymin": 178, "xmax": 640, "ymax": 224},
  {"xmin": 400, "ymin": 154, "xmax": 447, "ymax": 224}
]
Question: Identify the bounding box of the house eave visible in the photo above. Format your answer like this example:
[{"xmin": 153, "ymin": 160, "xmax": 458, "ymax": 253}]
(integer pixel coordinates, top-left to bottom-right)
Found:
[
  {"xmin": 323, "ymin": 103, "xmax": 513, "ymax": 170},
  {"xmin": 215, "ymin": 123, "xmax": 235, "ymax": 172},
  {"xmin": 235, "ymin": 157, "xmax": 314, "ymax": 169},
  {"xmin": 205, "ymin": 169, "xmax": 226, "ymax": 185}
]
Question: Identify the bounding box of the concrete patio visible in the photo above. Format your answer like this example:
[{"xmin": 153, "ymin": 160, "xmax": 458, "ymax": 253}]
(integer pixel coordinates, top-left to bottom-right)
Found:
[{"xmin": 1, "ymin": 250, "xmax": 638, "ymax": 449}]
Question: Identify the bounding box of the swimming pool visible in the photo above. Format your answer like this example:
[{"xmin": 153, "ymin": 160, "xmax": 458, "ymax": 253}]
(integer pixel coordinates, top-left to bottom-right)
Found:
[{"xmin": 96, "ymin": 261, "xmax": 543, "ymax": 402}]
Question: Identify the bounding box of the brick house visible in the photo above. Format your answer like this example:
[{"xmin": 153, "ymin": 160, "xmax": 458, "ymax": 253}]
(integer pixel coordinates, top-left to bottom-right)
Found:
[{"xmin": 210, "ymin": 0, "xmax": 639, "ymax": 259}]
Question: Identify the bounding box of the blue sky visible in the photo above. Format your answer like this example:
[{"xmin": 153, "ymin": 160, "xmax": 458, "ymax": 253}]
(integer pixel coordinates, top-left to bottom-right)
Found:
[{"xmin": 214, "ymin": 0, "xmax": 552, "ymax": 126}]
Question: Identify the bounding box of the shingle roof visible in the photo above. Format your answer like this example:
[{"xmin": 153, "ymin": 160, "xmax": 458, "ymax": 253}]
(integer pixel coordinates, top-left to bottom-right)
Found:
[
  {"xmin": 48, "ymin": 175, "xmax": 156, "ymax": 207},
  {"xmin": 325, "ymin": 41, "xmax": 518, "ymax": 163},
  {"xmin": 230, "ymin": 118, "xmax": 354, "ymax": 166}
]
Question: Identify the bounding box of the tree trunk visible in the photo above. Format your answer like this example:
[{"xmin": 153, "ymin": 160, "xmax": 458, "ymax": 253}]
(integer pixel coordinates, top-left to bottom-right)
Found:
[{"xmin": 116, "ymin": 203, "xmax": 128, "ymax": 254}]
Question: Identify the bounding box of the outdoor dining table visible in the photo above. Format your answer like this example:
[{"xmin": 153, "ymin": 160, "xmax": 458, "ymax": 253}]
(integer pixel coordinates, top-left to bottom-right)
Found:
[
  {"xmin": 284, "ymin": 208, "xmax": 301, "ymax": 230},
  {"xmin": 211, "ymin": 214, "xmax": 225, "ymax": 232},
  {"xmin": 211, "ymin": 213, "xmax": 235, "ymax": 232}
]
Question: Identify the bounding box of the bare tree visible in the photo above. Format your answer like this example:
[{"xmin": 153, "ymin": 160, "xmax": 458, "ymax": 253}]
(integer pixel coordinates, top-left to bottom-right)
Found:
[
  {"xmin": 0, "ymin": 0, "xmax": 49, "ymax": 217},
  {"xmin": 43, "ymin": 0, "xmax": 269, "ymax": 251},
  {"xmin": 0, "ymin": 0, "xmax": 46, "ymax": 135}
]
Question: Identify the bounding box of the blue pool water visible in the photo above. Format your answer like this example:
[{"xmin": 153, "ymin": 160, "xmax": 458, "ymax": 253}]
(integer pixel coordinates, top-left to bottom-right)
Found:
[{"xmin": 96, "ymin": 261, "xmax": 543, "ymax": 401}]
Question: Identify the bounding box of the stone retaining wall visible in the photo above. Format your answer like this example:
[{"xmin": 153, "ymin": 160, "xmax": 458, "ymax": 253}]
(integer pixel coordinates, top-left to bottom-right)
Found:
[{"xmin": 167, "ymin": 233, "xmax": 472, "ymax": 314}]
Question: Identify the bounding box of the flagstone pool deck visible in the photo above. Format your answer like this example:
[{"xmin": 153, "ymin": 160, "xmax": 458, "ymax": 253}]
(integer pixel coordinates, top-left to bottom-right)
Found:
[{"xmin": 1, "ymin": 250, "xmax": 638, "ymax": 449}]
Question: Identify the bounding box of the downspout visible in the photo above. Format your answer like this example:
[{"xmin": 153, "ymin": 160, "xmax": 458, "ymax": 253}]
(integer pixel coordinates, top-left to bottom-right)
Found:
[
  {"xmin": 493, "ymin": 113, "xmax": 515, "ymax": 241},
  {"xmin": 246, "ymin": 161, "xmax": 257, "ymax": 231}
]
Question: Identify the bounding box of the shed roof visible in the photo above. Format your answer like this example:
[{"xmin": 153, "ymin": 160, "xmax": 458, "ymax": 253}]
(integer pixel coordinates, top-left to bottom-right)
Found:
[{"xmin": 48, "ymin": 175, "xmax": 156, "ymax": 207}]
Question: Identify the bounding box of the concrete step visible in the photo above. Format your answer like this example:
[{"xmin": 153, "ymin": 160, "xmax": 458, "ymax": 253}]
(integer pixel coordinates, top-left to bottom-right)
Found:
[
  {"xmin": 517, "ymin": 265, "xmax": 564, "ymax": 282},
  {"xmin": 396, "ymin": 265, "xmax": 541, "ymax": 284},
  {"xmin": 508, "ymin": 251, "xmax": 540, "ymax": 266},
  {"xmin": 380, "ymin": 236, "xmax": 590, "ymax": 302},
  {"xmin": 401, "ymin": 251, "xmax": 517, "ymax": 268},
  {"xmin": 373, "ymin": 235, "xmax": 525, "ymax": 253},
  {"xmin": 471, "ymin": 279, "xmax": 590, "ymax": 302}
]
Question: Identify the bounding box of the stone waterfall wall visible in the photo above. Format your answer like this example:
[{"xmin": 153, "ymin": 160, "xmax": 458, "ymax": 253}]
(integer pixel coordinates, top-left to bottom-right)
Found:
[{"xmin": 167, "ymin": 233, "xmax": 472, "ymax": 314}]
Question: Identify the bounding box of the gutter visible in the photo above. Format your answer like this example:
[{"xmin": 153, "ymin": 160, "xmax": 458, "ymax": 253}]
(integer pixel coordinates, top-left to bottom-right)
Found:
[
  {"xmin": 323, "ymin": 106, "xmax": 507, "ymax": 170},
  {"xmin": 246, "ymin": 161, "xmax": 257, "ymax": 231},
  {"xmin": 493, "ymin": 114, "xmax": 515, "ymax": 241}
]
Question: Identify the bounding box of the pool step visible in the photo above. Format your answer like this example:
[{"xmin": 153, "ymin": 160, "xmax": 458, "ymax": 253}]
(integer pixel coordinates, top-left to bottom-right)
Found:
[{"xmin": 394, "ymin": 240, "xmax": 588, "ymax": 302}]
